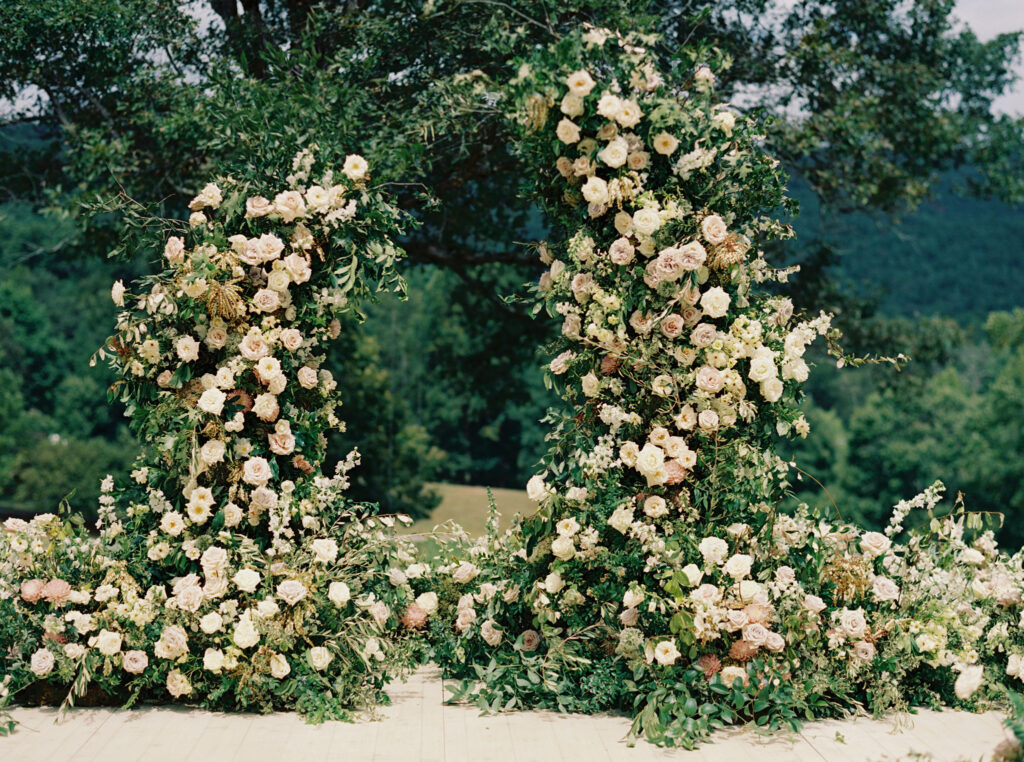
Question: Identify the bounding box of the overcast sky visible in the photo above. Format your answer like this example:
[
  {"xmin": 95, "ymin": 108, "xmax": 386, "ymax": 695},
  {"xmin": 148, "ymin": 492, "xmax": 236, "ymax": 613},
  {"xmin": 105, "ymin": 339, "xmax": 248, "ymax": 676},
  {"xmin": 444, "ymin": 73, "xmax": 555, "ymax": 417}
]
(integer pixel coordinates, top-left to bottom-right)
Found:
[{"xmin": 956, "ymin": 0, "xmax": 1024, "ymax": 114}]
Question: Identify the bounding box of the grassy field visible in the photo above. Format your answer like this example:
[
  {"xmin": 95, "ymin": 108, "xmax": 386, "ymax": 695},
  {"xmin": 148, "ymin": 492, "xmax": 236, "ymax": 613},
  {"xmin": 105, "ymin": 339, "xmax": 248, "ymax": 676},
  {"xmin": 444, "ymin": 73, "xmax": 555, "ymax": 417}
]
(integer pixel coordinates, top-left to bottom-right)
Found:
[{"xmin": 404, "ymin": 482, "xmax": 535, "ymax": 538}]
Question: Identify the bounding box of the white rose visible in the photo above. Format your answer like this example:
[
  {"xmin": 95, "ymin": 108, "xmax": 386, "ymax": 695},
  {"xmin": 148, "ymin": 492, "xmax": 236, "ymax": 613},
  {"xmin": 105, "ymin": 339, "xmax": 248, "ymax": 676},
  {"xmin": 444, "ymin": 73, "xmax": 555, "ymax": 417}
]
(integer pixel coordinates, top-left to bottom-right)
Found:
[
  {"xmin": 581, "ymin": 372, "xmax": 600, "ymax": 397},
  {"xmin": 699, "ymin": 287, "xmax": 730, "ymax": 319},
  {"xmin": 723, "ymin": 553, "xmax": 753, "ymax": 579},
  {"xmin": 305, "ymin": 185, "xmax": 330, "ymax": 212},
  {"xmin": 556, "ymin": 119, "xmax": 581, "ymax": 144},
  {"xmin": 643, "ymin": 495, "xmax": 668, "ymax": 518},
  {"xmin": 273, "ymin": 190, "xmax": 306, "ymax": 223},
  {"xmin": 760, "ymin": 377, "xmax": 784, "ymax": 403},
  {"xmin": 189, "ymin": 182, "xmax": 223, "ymax": 210},
  {"xmin": 269, "ymin": 653, "xmax": 291, "ymax": 679},
  {"xmin": 297, "ymin": 366, "xmax": 319, "ymax": 389},
  {"xmin": 699, "ymin": 536, "xmax": 729, "ymax": 564},
  {"xmin": 276, "ymin": 579, "xmax": 307, "ymax": 606},
  {"xmin": 566, "ymin": 69, "xmax": 596, "ymax": 96},
  {"xmin": 839, "ymin": 608, "xmax": 868, "ymax": 638},
  {"xmin": 480, "ymin": 620, "xmax": 503, "ymax": 647},
  {"xmin": 283, "ymin": 252, "xmax": 311, "ymax": 284},
  {"xmin": 608, "ymin": 237, "xmax": 635, "ymax": 265},
  {"xmin": 328, "ymin": 582, "xmax": 351, "ymax": 606},
  {"xmin": 955, "ymin": 665, "xmax": 984, "ymax": 699},
  {"xmin": 615, "ymin": 99, "xmax": 642, "ymax": 128},
  {"xmin": 804, "ymin": 595, "xmax": 827, "ymax": 615},
  {"xmin": 311, "ymin": 538, "xmax": 339, "ymax": 563},
  {"xmin": 95, "ymin": 629, "xmax": 123, "ymax": 656},
  {"xmin": 308, "ymin": 646, "xmax": 333, "ymax": 671},
  {"xmin": 860, "ymin": 532, "xmax": 892, "ymax": 558},
  {"xmin": 632, "ymin": 207, "xmax": 661, "ymax": 236},
  {"xmin": 176, "ymin": 335, "xmax": 200, "ymax": 362},
  {"xmin": 233, "ymin": 614, "xmax": 260, "ymax": 647},
  {"xmin": 581, "ymin": 176, "xmax": 609, "ymax": 205},
  {"xmin": 526, "ymin": 475, "xmax": 548, "ymax": 501},
  {"xmin": 452, "ymin": 562, "xmax": 480, "ymax": 584},
  {"xmin": 164, "ymin": 236, "xmax": 186, "ymax": 265},
  {"xmin": 872, "ymin": 576, "xmax": 900, "ymax": 602},
  {"xmin": 598, "ymin": 137, "xmax": 629, "ymax": 168},
  {"xmin": 415, "ymin": 591, "xmax": 439, "ymax": 615},
  {"xmin": 608, "ymin": 504, "xmax": 634, "ymax": 534},
  {"xmin": 635, "ymin": 443, "xmax": 665, "ymax": 476},
  {"xmin": 279, "ymin": 328, "xmax": 303, "ymax": 351},
  {"xmin": 560, "ymin": 92, "xmax": 584, "ymax": 117},
  {"xmin": 166, "ymin": 670, "xmax": 192, "ymax": 697},
  {"xmin": 160, "ymin": 511, "xmax": 185, "ymax": 537},
  {"xmin": 712, "ymin": 110, "xmax": 736, "ymax": 136},
  {"xmin": 245, "ymin": 196, "xmax": 273, "ymax": 217},
  {"xmin": 200, "ymin": 612, "xmax": 224, "ymax": 634},
  {"xmin": 197, "ymin": 388, "xmax": 226, "ymax": 416},
  {"xmin": 652, "ymin": 132, "xmax": 679, "ymax": 155},
  {"xmin": 122, "ymin": 650, "xmax": 148, "ymax": 674},
  {"xmin": 342, "ymin": 153, "xmax": 369, "ymax": 180},
  {"xmin": 748, "ymin": 355, "xmax": 777, "ymax": 383},
  {"xmin": 233, "ymin": 568, "xmax": 261, "ymax": 593},
  {"xmin": 551, "ymin": 535, "xmax": 576, "ymax": 560},
  {"xmin": 200, "ymin": 439, "xmax": 226, "ymax": 466},
  {"xmin": 654, "ymin": 640, "xmax": 681, "ymax": 666},
  {"xmin": 203, "ymin": 648, "xmax": 226, "ymax": 673},
  {"xmin": 252, "ymin": 288, "xmax": 280, "ymax": 313},
  {"xmin": 239, "ymin": 328, "xmax": 270, "ymax": 360},
  {"xmin": 596, "ymin": 92, "xmax": 622, "ymax": 120}
]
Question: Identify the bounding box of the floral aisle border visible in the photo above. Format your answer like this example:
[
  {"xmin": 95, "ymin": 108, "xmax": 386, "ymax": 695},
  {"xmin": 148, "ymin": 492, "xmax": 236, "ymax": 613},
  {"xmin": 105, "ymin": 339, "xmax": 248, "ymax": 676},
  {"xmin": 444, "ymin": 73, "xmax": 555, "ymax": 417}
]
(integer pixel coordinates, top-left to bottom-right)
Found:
[
  {"xmin": 431, "ymin": 27, "xmax": 1024, "ymax": 748},
  {"xmin": 0, "ymin": 151, "xmax": 441, "ymax": 727}
]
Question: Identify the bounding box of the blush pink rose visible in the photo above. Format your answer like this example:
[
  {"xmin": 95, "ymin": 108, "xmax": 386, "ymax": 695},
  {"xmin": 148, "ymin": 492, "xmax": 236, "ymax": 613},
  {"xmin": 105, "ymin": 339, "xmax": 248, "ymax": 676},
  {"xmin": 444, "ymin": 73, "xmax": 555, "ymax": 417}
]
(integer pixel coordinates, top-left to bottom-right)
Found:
[{"xmin": 660, "ymin": 313, "xmax": 684, "ymax": 339}]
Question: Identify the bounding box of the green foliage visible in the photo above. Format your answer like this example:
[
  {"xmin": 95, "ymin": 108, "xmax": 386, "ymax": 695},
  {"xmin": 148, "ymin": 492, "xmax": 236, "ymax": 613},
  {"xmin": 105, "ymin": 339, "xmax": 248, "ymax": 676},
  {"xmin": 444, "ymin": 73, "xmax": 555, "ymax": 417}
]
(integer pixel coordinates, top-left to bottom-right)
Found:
[{"xmin": 779, "ymin": 309, "xmax": 1024, "ymax": 547}]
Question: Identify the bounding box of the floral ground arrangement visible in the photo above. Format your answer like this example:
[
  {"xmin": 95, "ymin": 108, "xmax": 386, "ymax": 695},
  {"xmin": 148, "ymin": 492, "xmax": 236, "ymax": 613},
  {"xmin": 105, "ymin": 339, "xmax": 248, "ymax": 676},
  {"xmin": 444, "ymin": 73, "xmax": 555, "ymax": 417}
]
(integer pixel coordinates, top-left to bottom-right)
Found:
[
  {"xmin": 3, "ymin": 24, "xmax": 1024, "ymax": 754},
  {"xmin": 428, "ymin": 28, "xmax": 1024, "ymax": 750},
  {"xmin": 0, "ymin": 152, "xmax": 442, "ymax": 729}
]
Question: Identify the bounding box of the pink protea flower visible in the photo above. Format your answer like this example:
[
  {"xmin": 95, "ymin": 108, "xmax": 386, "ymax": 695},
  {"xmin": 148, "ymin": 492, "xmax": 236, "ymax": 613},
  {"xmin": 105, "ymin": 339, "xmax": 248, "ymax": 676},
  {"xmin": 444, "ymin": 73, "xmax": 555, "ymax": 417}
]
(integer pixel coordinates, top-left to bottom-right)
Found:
[
  {"xmin": 400, "ymin": 603, "xmax": 428, "ymax": 630},
  {"xmin": 695, "ymin": 654, "xmax": 722, "ymax": 679},
  {"xmin": 20, "ymin": 578, "xmax": 45, "ymax": 604},
  {"xmin": 729, "ymin": 639, "xmax": 759, "ymax": 662},
  {"xmin": 663, "ymin": 460, "xmax": 688, "ymax": 485},
  {"xmin": 42, "ymin": 578, "xmax": 72, "ymax": 603}
]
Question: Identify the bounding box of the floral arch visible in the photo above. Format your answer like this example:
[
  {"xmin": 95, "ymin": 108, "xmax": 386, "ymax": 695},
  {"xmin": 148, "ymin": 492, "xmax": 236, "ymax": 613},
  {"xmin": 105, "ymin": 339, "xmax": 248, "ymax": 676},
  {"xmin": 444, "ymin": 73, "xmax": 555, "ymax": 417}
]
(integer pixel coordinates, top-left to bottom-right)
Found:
[{"xmin": 1, "ymin": 24, "xmax": 1024, "ymax": 751}]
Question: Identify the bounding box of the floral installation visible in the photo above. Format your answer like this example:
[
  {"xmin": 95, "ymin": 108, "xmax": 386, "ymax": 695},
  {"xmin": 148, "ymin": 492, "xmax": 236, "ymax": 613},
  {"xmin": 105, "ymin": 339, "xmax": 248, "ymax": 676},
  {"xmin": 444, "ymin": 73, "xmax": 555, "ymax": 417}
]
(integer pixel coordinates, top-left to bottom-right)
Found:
[
  {"xmin": 0, "ymin": 150, "xmax": 440, "ymax": 723},
  {"xmin": 433, "ymin": 28, "xmax": 1024, "ymax": 748}
]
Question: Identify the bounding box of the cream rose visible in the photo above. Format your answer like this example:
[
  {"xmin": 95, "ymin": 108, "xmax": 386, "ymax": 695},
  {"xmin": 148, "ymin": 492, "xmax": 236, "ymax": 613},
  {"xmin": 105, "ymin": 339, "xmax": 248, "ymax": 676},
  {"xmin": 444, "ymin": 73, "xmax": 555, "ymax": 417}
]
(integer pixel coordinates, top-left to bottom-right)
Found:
[
  {"xmin": 242, "ymin": 457, "xmax": 272, "ymax": 487},
  {"xmin": 556, "ymin": 118, "xmax": 581, "ymax": 144},
  {"xmin": 198, "ymin": 388, "xmax": 226, "ymax": 416},
  {"xmin": 566, "ymin": 69, "xmax": 596, "ymax": 96},
  {"xmin": 342, "ymin": 153, "xmax": 369, "ymax": 180},
  {"xmin": 581, "ymin": 176, "xmax": 609, "ymax": 205},
  {"xmin": 699, "ymin": 286, "xmax": 730, "ymax": 318},
  {"xmin": 701, "ymin": 214, "xmax": 728, "ymax": 244},
  {"xmin": 276, "ymin": 579, "xmax": 307, "ymax": 606},
  {"xmin": 652, "ymin": 132, "xmax": 679, "ymax": 155}
]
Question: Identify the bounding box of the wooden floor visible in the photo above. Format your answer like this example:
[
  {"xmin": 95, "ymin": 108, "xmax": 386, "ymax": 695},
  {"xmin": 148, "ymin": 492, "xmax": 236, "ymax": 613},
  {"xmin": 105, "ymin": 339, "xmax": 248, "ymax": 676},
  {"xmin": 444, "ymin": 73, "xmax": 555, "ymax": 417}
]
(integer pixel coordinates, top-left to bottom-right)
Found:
[{"xmin": 2, "ymin": 667, "xmax": 1011, "ymax": 762}]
